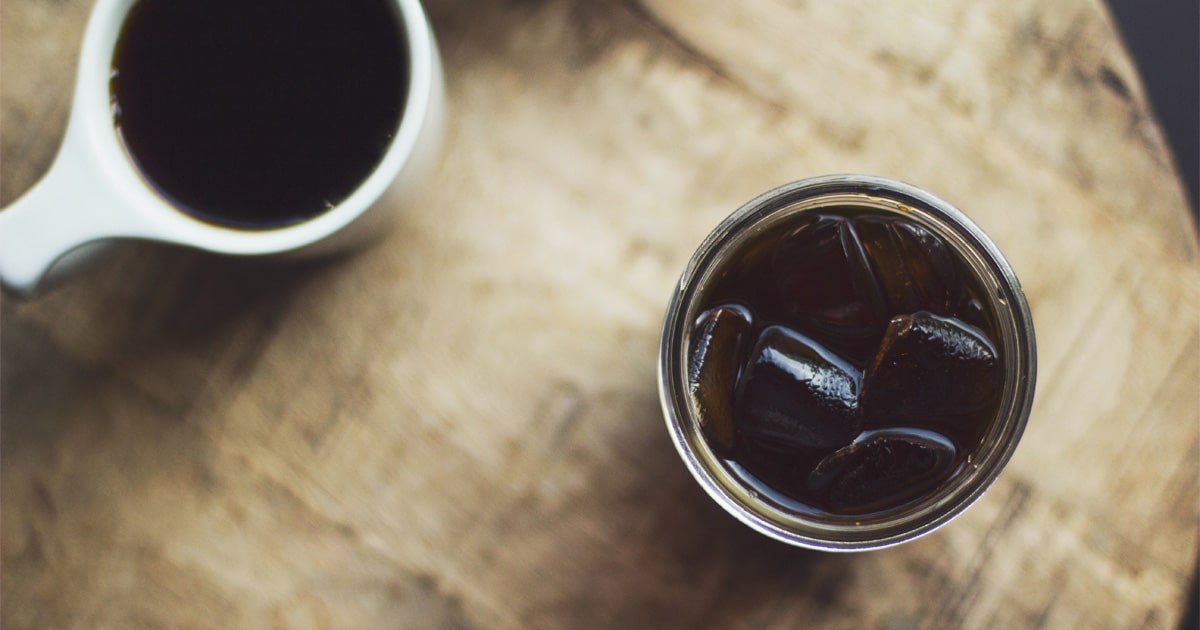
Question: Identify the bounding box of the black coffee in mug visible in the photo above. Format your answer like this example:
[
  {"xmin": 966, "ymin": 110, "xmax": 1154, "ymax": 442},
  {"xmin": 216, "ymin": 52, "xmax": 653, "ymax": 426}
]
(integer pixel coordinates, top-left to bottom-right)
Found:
[{"xmin": 110, "ymin": 0, "xmax": 409, "ymax": 228}]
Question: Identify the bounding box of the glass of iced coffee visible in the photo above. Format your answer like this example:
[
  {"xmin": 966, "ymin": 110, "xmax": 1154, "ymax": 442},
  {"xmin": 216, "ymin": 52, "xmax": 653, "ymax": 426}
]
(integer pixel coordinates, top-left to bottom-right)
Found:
[{"xmin": 658, "ymin": 175, "xmax": 1036, "ymax": 551}]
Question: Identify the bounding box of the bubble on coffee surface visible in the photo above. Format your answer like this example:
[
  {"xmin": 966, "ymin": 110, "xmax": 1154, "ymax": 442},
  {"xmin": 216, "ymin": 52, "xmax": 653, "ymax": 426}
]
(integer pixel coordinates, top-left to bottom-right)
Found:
[{"xmin": 688, "ymin": 206, "xmax": 1003, "ymax": 516}]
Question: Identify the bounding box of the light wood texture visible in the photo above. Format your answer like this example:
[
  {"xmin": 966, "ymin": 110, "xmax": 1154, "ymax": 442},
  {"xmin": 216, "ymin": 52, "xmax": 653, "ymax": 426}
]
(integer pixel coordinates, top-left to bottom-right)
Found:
[{"xmin": 3, "ymin": 0, "xmax": 1197, "ymax": 628}]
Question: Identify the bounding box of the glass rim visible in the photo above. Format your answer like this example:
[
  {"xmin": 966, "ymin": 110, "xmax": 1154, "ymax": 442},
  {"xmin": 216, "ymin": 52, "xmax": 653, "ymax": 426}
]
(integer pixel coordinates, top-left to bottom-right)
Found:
[{"xmin": 657, "ymin": 174, "xmax": 1037, "ymax": 551}]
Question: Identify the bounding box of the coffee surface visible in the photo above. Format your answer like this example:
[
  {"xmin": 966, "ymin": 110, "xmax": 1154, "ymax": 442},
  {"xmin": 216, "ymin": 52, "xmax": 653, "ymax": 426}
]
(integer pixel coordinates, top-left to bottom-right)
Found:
[
  {"xmin": 111, "ymin": 0, "xmax": 408, "ymax": 228},
  {"xmin": 688, "ymin": 207, "xmax": 1004, "ymax": 516}
]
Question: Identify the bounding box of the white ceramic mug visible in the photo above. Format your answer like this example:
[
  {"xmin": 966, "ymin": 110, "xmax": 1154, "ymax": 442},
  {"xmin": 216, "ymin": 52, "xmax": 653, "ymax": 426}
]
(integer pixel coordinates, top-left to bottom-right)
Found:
[{"xmin": 0, "ymin": 0, "xmax": 443, "ymax": 297}]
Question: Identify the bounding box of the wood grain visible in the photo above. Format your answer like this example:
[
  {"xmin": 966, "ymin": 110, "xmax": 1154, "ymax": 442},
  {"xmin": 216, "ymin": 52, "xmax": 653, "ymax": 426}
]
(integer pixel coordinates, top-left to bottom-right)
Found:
[{"xmin": 2, "ymin": 0, "xmax": 1197, "ymax": 628}]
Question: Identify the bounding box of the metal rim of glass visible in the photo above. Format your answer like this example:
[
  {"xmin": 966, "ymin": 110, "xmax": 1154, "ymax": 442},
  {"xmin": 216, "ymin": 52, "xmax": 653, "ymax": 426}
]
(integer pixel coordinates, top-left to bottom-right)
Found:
[{"xmin": 657, "ymin": 174, "xmax": 1037, "ymax": 551}]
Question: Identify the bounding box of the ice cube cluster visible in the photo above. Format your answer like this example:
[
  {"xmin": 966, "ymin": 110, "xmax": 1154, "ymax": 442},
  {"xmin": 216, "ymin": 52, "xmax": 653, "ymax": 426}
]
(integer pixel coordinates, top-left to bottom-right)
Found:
[{"xmin": 687, "ymin": 212, "xmax": 1001, "ymax": 515}]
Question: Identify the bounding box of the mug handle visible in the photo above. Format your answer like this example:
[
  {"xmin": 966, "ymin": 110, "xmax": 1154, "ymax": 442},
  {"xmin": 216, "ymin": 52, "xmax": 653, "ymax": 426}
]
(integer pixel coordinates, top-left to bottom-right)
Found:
[{"xmin": 0, "ymin": 134, "xmax": 129, "ymax": 297}]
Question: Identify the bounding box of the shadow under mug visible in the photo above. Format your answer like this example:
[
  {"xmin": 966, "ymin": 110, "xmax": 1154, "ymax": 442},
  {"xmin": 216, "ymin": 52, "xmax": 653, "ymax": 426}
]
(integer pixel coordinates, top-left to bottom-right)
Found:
[{"xmin": 0, "ymin": 0, "xmax": 444, "ymax": 297}]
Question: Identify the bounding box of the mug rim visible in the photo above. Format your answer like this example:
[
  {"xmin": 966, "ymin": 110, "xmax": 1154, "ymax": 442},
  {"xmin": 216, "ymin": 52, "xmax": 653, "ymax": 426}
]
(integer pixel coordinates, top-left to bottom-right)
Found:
[
  {"xmin": 657, "ymin": 174, "xmax": 1037, "ymax": 551},
  {"xmin": 72, "ymin": 0, "xmax": 438, "ymax": 254}
]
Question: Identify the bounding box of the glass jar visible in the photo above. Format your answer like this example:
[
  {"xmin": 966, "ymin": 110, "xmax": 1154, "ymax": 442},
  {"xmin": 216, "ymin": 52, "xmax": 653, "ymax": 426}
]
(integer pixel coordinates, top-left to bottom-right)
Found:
[{"xmin": 657, "ymin": 175, "xmax": 1036, "ymax": 551}]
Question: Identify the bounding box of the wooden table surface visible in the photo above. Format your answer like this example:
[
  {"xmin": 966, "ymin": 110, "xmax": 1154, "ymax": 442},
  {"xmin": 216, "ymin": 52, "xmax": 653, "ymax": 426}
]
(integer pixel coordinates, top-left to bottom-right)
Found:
[{"xmin": 3, "ymin": 0, "xmax": 1198, "ymax": 628}]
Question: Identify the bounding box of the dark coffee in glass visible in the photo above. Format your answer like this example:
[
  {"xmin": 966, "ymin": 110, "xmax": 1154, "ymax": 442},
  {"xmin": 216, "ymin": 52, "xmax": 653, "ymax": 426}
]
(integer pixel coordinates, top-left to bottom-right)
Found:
[
  {"xmin": 659, "ymin": 176, "xmax": 1036, "ymax": 550},
  {"xmin": 688, "ymin": 206, "xmax": 1002, "ymax": 516}
]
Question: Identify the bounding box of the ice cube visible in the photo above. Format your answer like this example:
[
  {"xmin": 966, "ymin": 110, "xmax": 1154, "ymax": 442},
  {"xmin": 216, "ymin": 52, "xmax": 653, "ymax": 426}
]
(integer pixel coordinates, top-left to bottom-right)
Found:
[
  {"xmin": 859, "ymin": 311, "xmax": 1000, "ymax": 422},
  {"xmin": 771, "ymin": 215, "xmax": 888, "ymax": 360},
  {"xmin": 890, "ymin": 220, "xmax": 960, "ymax": 314},
  {"xmin": 688, "ymin": 304, "xmax": 754, "ymax": 453},
  {"xmin": 806, "ymin": 428, "xmax": 957, "ymax": 513},
  {"xmin": 855, "ymin": 217, "xmax": 965, "ymax": 316},
  {"xmin": 854, "ymin": 217, "xmax": 923, "ymax": 314},
  {"xmin": 733, "ymin": 325, "xmax": 862, "ymax": 450}
]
